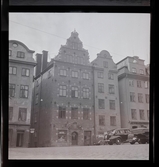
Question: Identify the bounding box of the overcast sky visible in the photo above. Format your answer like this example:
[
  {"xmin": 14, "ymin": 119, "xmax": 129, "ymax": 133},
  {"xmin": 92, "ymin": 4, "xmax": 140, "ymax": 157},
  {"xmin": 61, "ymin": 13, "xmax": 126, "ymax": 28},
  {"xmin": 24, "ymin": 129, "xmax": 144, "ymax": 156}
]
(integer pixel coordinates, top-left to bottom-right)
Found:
[{"xmin": 9, "ymin": 13, "xmax": 150, "ymax": 65}]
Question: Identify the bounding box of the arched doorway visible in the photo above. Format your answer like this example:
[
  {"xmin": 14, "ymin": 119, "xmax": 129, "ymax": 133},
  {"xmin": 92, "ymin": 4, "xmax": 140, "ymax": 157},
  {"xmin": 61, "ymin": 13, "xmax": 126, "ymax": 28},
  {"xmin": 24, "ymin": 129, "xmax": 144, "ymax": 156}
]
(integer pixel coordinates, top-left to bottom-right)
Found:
[{"xmin": 72, "ymin": 132, "xmax": 78, "ymax": 145}]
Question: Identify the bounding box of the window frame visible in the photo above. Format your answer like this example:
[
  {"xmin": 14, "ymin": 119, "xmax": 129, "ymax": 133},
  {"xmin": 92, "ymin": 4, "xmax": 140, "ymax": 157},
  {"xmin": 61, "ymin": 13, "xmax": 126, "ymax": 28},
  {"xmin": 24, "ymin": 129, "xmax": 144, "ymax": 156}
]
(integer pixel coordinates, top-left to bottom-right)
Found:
[
  {"xmin": 130, "ymin": 92, "xmax": 135, "ymax": 102},
  {"xmin": 71, "ymin": 71, "xmax": 78, "ymax": 78},
  {"xmin": 131, "ymin": 109, "xmax": 137, "ymax": 120},
  {"xmin": 71, "ymin": 86, "xmax": 78, "ymax": 98},
  {"xmin": 137, "ymin": 80, "xmax": 142, "ymax": 88},
  {"xmin": 145, "ymin": 94, "xmax": 149, "ymax": 103},
  {"xmin": 9, "ymin": 84, "xmax": 16, "ymax": 97},
  {"xmin": 138, "ymin": 93, "xmax": 143, "ymax": 103},
  {"xmin": 99, "ymin": 115, "xmax": 105, "ymax": 126},
  {"xmin": 18, "ymin": 108, "xmax": 27, "ymax": 122},
  {"xmin": 83, "ymin": 108, "xmax": 89, "ymax": 120},
  {"xmin": 109, "ymin": 84, "xmax": 115, "ymax": 94},
  {"xmin": 110, "ymin": 116, "xmax": 116, "ymax": 126},
  {"xmin": 17, "ymin": 51, "xmax": 25, "ymax": 58},
  {"xmin": 139, "ymin": 110, "xmax": 145, "ymax": 120},
  {"xmin": 83, "ymin": 72, "xmax": 89, "ymax": 80},
  {"xmin": 58, "ymin": 106, "xmax": 66, "ymax": 119},
  {"xmin": 98, "ymin": 83, "xmax": 104, "ymax": 93},
  {"xmin": 129, "ymin": 80, "xmax": 134, "ymax": 87},
  {"xmin": 20, "ymin": 85, "xmax": 29, "ymax": 98},
  {"xmin": 132, "ymin": 67, "xmax": 137, "ymax": 73},
  {"xmin": 58, "ymin": 130, "xmax": 67, "ymax": 141},
  {"xmin": 71, "ymin": 107, "xmax": 78, "ymax": 119},
  {"xmin": 60, "ymin": 69, "xmax": 67, "ymax": 77},
  {"xmin": 108, "ymin": 73, "xmax": 114, "ymax": 80},
  {"xmin": 97, "ymin": 71, "xmax": 104, "ymax": 79},
  {"xmin": 21, "ymin": 68, "xmax": 30, "ymax": 77},
  {"xmin": 59, "ymin": 85, "xmax": 67, "ymax": 97},
  {"xmin": 109, "ymin": 100, "xmax": 115, "ymax": 110},
  {"xmin": 9, "ymin": 66, "xmax": 17, "ymax": 75},
  {"xmin": 83, "ymin": 88, "xmax": 89, "ymax": 99},
  {"xmin": 98, "ymin": 99, "xmax": 105, "ymax": 109},
  {"xmin": 140, "ymin": 69, "xmax": 144, "ymax": 75},
  {"xmin": 9, "ymin": 107, "xmax": 13, "ymax": 120},
  {"xmin": 103, "ymin": 61, "xmax": 108, "ymax": 68}
]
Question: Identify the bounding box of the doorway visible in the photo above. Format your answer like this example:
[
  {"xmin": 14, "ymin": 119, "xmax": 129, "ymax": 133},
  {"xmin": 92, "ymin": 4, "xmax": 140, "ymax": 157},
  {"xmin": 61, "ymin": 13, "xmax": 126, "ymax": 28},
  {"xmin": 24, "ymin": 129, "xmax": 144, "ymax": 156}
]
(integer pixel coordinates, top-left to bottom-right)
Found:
[
  {"xmin": 72, "ymin": 132, "xmax": 78, "ymax": 145},
  {"xmin": 16, "ymin": 130, "xmax": 24, "ymax": 147},
  {"xmin": 84, "ymin": 131, "xmax": 91, "ymax": 146}
]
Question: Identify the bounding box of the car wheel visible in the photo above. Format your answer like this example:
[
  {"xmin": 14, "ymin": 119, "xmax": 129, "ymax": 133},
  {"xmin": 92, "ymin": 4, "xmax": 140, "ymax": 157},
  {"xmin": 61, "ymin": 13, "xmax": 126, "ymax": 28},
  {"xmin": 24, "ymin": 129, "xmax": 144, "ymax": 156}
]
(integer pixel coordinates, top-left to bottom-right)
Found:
[
  {"xmin": 116, "ymin": 138, "xmax": 121, "ymax": 145},
  {"xmin": 108, "ymin": 141, "xmax": 113, "ymax": 145}
]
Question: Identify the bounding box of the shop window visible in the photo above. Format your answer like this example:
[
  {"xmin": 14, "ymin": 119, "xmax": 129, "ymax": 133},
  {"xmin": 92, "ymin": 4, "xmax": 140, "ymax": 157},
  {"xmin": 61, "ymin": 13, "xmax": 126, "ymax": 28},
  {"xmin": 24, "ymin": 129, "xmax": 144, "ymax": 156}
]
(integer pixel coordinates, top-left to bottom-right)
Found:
[{"xmin": 58, "ymin": 130, "xmax": 67, "ymax": 141}]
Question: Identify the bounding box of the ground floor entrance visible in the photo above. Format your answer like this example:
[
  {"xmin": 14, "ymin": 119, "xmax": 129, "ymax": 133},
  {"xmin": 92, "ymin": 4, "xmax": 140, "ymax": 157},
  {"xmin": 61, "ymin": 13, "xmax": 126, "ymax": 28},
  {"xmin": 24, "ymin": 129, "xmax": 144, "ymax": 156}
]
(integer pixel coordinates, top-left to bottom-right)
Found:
[
  {"xmin": 84, "ymin": 131, "xmax": 91, "ymax": 146},
  {"xmin": 16, "ymin": 130, "xmax": 24, "ymax": 147},
  {"xmin": 71, "ymin": 132, "xmax": 78, "ymax": 145}
]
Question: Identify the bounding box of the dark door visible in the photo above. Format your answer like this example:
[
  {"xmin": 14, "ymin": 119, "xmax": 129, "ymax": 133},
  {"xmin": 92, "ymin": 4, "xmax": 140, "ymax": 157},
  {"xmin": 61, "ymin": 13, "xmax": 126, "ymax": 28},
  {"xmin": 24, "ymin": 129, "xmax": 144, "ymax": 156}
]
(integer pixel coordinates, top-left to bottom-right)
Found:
[
  {"xmin": 84, "ymin": 131, "xmax": 91, "ymax": 145},
  {"xmin": 72, "ymin": 132, "xmax": 78, "ymax": 145},
  {"xmin": 16, "ymin": 131, "xmax": 24, "ymax": 147}
]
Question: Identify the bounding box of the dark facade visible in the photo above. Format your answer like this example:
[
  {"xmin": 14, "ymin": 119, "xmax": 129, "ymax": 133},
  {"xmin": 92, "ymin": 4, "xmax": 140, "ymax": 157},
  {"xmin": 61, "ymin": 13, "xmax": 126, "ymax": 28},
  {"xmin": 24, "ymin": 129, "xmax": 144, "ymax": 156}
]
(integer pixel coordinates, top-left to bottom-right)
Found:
[{"xmin": 9, "ymin": 40, "xmax": 36, "ymax": 147}]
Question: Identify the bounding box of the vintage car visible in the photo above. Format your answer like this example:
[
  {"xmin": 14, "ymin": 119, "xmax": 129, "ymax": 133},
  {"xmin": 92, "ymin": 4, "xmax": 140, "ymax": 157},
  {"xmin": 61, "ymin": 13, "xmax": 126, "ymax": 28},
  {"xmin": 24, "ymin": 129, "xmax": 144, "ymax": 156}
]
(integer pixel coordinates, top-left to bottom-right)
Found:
[
  {"xmin": 93, "ymin": 134, "xmax": 107, "ymax": 145},
  {"xmin": 127, "ymin": 128, "xmax": 149, "ymax": 144},
  {"xmin": 105, "ymin": 128, "xmax": 131, "ymax": 145}
]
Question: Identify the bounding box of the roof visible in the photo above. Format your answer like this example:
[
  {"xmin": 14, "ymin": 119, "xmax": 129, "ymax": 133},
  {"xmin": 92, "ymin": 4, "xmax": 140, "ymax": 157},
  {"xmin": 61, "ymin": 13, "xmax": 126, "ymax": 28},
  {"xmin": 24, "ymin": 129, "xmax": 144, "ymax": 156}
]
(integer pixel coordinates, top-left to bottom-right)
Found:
[{"xmin": 116, "ymin": 56, "xmax": 144, "ymax": 65}]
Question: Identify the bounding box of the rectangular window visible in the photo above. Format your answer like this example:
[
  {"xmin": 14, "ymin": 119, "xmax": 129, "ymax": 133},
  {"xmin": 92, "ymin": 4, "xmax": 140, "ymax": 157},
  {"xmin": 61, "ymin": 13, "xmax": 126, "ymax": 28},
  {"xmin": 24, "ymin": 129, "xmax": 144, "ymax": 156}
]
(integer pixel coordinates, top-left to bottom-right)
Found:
[
  {"xmin": 71, "ymin": 107, "xmax": 78, "ymax": 119},
  {"xmin": 36, "ymin": 79, "xmax": 39, "ymax": 87},
  {"xmin": 137, "ymin": 80, "xmax": 142, "ymax": 88},
  {"xmin": 145, "ymin": 94, "xmax": 149, "ymax": 103},
  {"xmin": 9, "ymin": 107, "xmax": 13, "ymax": 120},
  {"xmin": 129, "ymin": 80, "xmax": 134, "ymax": 87},
  {"xmin": 138, "ymin": 93, "xmax": 143, "ymax": 103},
  {"xmin": 97, "ymin": 71, "xmax": 104, "ymax": 78},
  {"xmin": 16, "ymin": 130, "xmax": 24, "ymax": 147},
  {"xmin": 48, "ymin": 70, "xmax": 51, "ymax": 78},
  {"xmin": 139, "ymin": 110, "xmax": 145, "ymax": 120},
  {"xmin": 71, "ymin": 86, "xmax": 78, "ymax": 98},
  {"xmin": 130, "ymin": 92, "xmax": 135, "ymax": 102},
  {"xmin": 9, "ymin": 84, "xmax": 15, "ymax": 97},
  {"xmin": 110, "ymin": 116, "xmax": 116, "ymax": 126},
  {"xmin": 59, "ymin": 106, "xmax": 66, "ymax": 119},
  {"xmin": 17, "ymin": 51, "xmax": 25, "ymax": 58},
  {"xmin": 103, "ymin": 61, "xmax": 108, "ymax": 68},
  {"xmin": 132, "ymin": 68, "xmax": 137, "ymax": 73},
  {"xmin": 60, "ymin": 69, "xmax": 67, "ymax": 76},
  {"xmin": 20, "ymin": 85, "xmax": 29, "ymax": 98},
  {"xmin": 147, "ymin": 110, "xmax": 149, "ymax": 120},
  {"xmin": 99, "ymin": 115, "xmax": 105, "ymax": 126},
  {"xmin": 83, "ymin": 108, "xmax": 89, "ymax": 120},
  {"xmin": 109, "ymin": 84, "xmax": 115, "ymax": 94},
  {"xmin": 144, "ymin": 81, "xmax": 148, "ymax": 88},
  {"xmin": 59, "ymin": 85, "xmax": 66, "ymax": 97},
  {"xmin": 9, "ymin": 50, "xmax": 12, "ymax": 56},
  {"xmin": 35, "ymin": 94, "xmax": 38, "ymax": 104},
  {"xmin": 109, "ymin": 100, "xmax": 115, "ymax": 110},
  {"xmin": 83, "ymin": 88, "xmax": 89, "ymax": 99},
  {"xmin": 22, "ymin": 68, "xmax": 30, "ymax": 77},
  {"xmin": 71, "ymin": 71, "xmax": 78, "ymax": 78},
  {"xmin": 83, "ymin": 72, "xmax": 89, "ymax": 79},
  {"xmin": 98, "ymin": 83, "xmax": 104, "ymax": 93},
  {"xmin": 108, "ymin": 73, "xmax": 114, "ymax": 80},
  {"xmin": 98, "ymin": 99, "xmax": 105, "ymax": 109},
  {"xmin": 140, "ymin": 69, "xmax": 144, "ymax": 75},
  {"xmin": 131, "ymin": 109, "xmax": 137, "ymax": 120},
  {"xmin": 58, "ymin": 130, "xmax": 67, "ymax": 141},
  {"xmin": 18, "ymin": 108, "xmax": 27, "ymax": 121},
  {"xmin": 9, "ymin": 66, "xmax": 17, "ymax": 75}
]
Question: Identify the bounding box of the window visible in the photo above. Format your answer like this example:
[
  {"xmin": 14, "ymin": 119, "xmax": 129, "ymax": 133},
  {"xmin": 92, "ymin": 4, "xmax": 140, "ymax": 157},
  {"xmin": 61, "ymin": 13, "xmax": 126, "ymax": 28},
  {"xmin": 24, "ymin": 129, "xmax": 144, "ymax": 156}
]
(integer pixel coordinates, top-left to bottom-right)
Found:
[
  {"xmin": 145, "ymin": 94, "xmax": 149, "ymax": 103},
  {"xmin": 108, "ymin": 73, "xmax": 114, "ymax": 80},
  {"xmin": 97, "ymin": 71, "xmax": 104, "ymax": 78},
  {"xmin": 36, "ymin": 79, "xmax": 39, "ymax": 87},
  {"xmin": 110, "ymin": 116, "xmax": 116, "ymax": 126},
  {"xmin": 35, "ymin": 94, "xmax": 38, "ymax": 104},
  {"xmin": 9, "ymin": 50, "xmax": 12, "ymax": 56},
  {"xmin": 130, "ymin": 92, "xmax": 135, "ymax": 102},
  {"xmin": 58, "ymin": 130, "xmax": 67, "ymax": 141},
  {"xmin": 16, "ymin": 131, "xmax": 24, "ymax": 147},
  {"xmin": 71, "ymin": 86, "xmax": 78, "ymax": 98},
  {"xmin": 71, "ymin": 71, "xmax": 78, "ymax": 78},
  {"xmin": 48, "ymin": 70, "xmax": 51, "ymax": 78},
  {"xmin": 132, "ymin": 68, "xmax": 137, "ymax": 73},
  {"xmin": 129, "ymin": 80, "xmax": 134, "ymax": 87},
  {"xmin": 144, "ymin": 81, "xmax": 148, "ymax": 88},
  {"xmin": 9, "ymin": 107, "xmax": 13, "ymax": 120},
  {"xmin": 98, "ymin": 99, "xmax": 105, "ymax": 109},
  {"xmin": 18, "ymin": 108, "xmax": 27, "ymax": 121},
  {"xmin": 83, "ymin": 72, "xmax": 89, "ymax": 79},
  {"xmin": 83, "ymin": 108, "xmax": 89, "ymax": 120},
  {"xmin": 83, "ymin": 88, "xmax": 89, "ymax": 99},
  {"xmin": 99, "ymin": 115, "xmax": 105, "ymax": 126},
  {"xmin": 59, "ymin": 85, "xmax": 66, "ymax": 97},
  {"xmin": 71, "ymin": 107, "xmax": 78, "ymax": 119},
  {"xmin": 139, "ymin": 110, "xmax": 145, "ymax": 120},
  {"xmin": 20, "ymin": 85, "xmax": 29, "ymax": 98},
  {"xmin": 138, "ymin": 93, "xmax": 143, "ymax": 103},
  {"xmin": 59, "ymin": 106, "xmax": 66, "ymax": 119},
  {"xmin": 109, "ymin": 100, "xmax": 115, "ymax": 110},
  {"xmin": 131, "ymin": 109, "xmax": 137, "ymax": 120},
  {"xmin": 103, "ymin": 61, "xmax": 108, "ymax": 68},
  {"xmin": 60, "ymin": 69, "xmax": 66, "ymax": 76},
  {"xmin": 9, "ymin": 66, "xmax": 17, "ymax": 75},
  {"xmin": 109, "ymin": 85, "xmax": 115, "ymax": 94},
  {"xmin": 98, "ymin": 83, "xmax": 104, "ymax": 93},
  {"xmin": 17, "ymin": 51, "xmax": 25, "ymax": 58},
  {"xmin": 140, "ymin": 69, "xmax": 144, "ymax": 75},
  {"xmin": 22, "ymin": 68, "xmax": 30, "ymax": 77},
  {"xmin": 9, "ymin": 84, "xmax": 15, "ymax": 97},
  {"xmin": 147, "ymin": 110, "xmax": 149, "ymax": 120},
  {"xmin": 137, "ymin": 80, "xmax": 142, "ymax": 88}
]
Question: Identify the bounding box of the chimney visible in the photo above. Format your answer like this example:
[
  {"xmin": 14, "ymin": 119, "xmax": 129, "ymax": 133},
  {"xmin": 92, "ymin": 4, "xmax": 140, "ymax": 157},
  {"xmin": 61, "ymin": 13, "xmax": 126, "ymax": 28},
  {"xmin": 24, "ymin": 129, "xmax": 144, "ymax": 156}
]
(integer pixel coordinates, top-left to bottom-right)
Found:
[
  {"xmin": 35, "ymin": 53, "xmax": 42, "ymax": 77},
  {"xmin": 42, "ymin": 50, "xmax": 48, "ymax": 72}
]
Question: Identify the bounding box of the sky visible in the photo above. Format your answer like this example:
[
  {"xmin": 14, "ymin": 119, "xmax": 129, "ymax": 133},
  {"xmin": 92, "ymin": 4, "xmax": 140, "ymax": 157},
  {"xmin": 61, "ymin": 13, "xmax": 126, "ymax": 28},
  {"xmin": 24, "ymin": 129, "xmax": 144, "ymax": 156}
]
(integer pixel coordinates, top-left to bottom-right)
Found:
[{"xmin": 9, "ymin": 13, "xmax": 150, "ymax": 65}]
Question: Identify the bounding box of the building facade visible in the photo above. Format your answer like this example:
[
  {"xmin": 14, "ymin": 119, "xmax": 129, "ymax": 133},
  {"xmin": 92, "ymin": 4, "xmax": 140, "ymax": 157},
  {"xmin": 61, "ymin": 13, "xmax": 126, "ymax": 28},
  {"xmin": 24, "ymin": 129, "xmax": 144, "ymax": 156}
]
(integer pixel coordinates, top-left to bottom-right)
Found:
[
  {"xmin": 92, "ymin": 50, "xmax": 121, "ymax": 136},
  {"xmin": 9, "ymin": 40, "xmax": 36, "ymax": 147},
  {"xmin": 117, "ymin": 56, "xmax": 149, "ymax": 129}
]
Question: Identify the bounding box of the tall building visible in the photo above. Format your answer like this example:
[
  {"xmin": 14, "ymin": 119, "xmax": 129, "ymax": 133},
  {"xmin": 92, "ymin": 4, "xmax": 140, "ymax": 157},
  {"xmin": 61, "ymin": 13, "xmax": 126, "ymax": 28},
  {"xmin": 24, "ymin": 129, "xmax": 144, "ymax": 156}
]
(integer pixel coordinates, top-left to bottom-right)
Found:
[
  {"xmin": 9, "ymin": 40, "xmax": 36, "ymax": 147},
  {"xmin": 30, "ymin": 30, "xmax": 95, "ymax": 147},
  {"xmin": 117, "ymin": 56, "xmax": 149, "ymax": 129},
  {"xmin": 92, "ymin": 50, "xmax": 121, "ymax": 136}
]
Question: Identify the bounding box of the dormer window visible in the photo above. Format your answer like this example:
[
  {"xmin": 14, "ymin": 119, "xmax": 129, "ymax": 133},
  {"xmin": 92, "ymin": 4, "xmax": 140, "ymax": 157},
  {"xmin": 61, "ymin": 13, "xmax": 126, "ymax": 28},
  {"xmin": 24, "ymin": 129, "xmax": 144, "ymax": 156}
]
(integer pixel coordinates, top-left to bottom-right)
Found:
[
  {"xmin": 140, "ymin": 69, "xmax": 144, "ymax": 75},
  {"xmin": 17, "ymin": 51, "xmax": 25, "ymax": 58},
  {"xmin": 132, "ymin": 68, "xmax": 137, "ymax": 73}
]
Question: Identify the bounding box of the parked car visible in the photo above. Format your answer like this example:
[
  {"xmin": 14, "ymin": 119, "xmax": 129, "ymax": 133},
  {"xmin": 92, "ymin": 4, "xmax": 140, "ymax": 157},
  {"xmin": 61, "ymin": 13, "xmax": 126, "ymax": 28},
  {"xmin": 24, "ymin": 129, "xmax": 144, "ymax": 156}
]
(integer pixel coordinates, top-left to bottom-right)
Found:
[
  {"xmin": 93, "ymin": 134, "xmax": 107, "ymax": 145},
  {"xmin": 105, "ymin": 128, "xmax": 131, "ymax": 145},
  {"xmin": 127, "ymin": 128, "xmax": 149, "ymax": 144}
]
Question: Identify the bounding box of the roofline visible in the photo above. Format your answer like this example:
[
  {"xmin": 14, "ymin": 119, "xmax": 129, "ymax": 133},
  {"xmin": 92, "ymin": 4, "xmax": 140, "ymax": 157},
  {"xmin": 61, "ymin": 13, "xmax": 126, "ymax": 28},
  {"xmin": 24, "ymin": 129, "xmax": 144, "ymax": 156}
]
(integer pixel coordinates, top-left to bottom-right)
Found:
[{"xmin": 9, "ymin": 40, "xmax": 35, "ymax": 53}]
